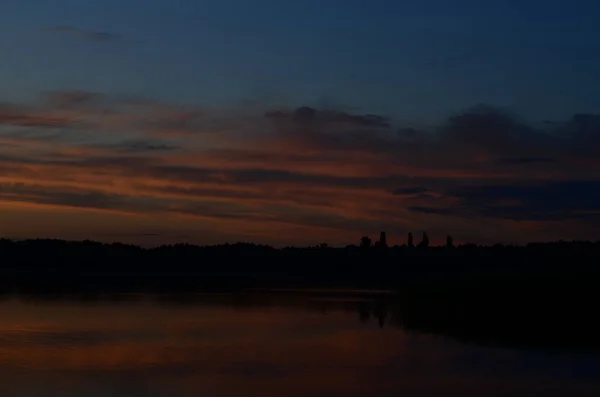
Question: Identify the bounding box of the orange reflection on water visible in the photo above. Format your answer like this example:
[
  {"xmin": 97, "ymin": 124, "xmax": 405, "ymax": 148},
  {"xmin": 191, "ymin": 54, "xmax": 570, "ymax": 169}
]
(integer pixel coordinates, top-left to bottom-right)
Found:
[{"xmin": 0, "ymin": 295, "xmax": 598, "ymax": 397}]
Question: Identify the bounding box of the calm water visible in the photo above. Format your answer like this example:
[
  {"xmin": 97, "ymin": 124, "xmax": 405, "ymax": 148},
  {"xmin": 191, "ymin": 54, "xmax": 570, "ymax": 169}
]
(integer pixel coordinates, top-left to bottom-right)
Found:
[{"xmin": 0, "ymin": 292, "xmax": 599, "ymax": 397}]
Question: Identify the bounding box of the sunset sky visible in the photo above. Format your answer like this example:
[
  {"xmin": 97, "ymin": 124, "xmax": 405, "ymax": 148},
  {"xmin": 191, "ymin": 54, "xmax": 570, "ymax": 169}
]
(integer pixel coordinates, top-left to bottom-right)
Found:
[{"xmin": 2, "ymin": 0, "xmax": 600, "ymax": 246}]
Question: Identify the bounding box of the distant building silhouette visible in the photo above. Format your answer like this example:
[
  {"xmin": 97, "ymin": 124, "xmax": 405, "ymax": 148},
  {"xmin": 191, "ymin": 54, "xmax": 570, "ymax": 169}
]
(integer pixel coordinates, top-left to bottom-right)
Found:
[
  {"xmin": 375, "ymin": 232, "xmax": 388, "ymax": 248},
  {"xmin": 360, "ymin": 236, "xmax": 372, "ymax": 249},
  {"xmin": 408, "ymin": 232, "xmax": 414, "ymax": 248},
  {"xmin": 418, "ymin": 232, "xmax": 429, "ymax": 248},
  {"xmin": 446, "ymin": 235, "xmax": 454, "ymax": 248}
]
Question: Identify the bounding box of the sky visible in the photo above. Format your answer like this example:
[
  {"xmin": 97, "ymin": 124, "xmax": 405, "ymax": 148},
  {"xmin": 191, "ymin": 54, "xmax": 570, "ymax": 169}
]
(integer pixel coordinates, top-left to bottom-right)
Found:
[{"xmin": 1, "ymin": 0, "xmax": 600, "ymax": 246}]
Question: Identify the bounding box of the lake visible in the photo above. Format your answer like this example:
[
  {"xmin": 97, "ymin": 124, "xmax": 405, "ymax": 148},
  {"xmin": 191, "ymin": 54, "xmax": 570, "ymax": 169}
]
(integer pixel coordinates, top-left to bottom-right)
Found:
[{"xmin": 0, "ymin": 291, "xmax": 599, "ymax": 397}]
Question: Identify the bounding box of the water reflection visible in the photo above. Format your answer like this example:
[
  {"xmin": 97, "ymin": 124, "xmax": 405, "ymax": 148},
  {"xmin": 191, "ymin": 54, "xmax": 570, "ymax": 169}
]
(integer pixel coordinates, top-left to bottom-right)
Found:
[{"xmin": 0, "ymin": 292, "xmax": 599, "ymax": 397}]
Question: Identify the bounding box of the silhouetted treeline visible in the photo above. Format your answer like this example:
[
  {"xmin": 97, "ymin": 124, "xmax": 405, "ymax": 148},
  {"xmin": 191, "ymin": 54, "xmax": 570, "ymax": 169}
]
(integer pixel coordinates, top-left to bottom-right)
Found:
[{"xmin": 1, "ymin": 237, "xmax": 600, "ymax": 293}]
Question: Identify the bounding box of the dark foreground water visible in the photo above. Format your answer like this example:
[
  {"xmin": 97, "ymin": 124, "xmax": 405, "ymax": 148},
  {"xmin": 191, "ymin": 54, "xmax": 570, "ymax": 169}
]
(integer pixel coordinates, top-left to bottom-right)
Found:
[{"xmin": 0, "ymin": 292, "xmax": 599, "ymax": 397}]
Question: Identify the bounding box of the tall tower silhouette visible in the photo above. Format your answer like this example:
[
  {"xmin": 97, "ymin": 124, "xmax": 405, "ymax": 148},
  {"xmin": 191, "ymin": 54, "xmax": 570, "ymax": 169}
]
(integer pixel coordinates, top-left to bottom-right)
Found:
[
  {"xmin": 418, "ymin": 232, "xmax": 430, "ymax": 248},
  {"xmin": 379, "ymin": 232, "xmax": 387, "ymax": 248},
  {"xmin": 446, "ymin": 235, "xmax": 454, "ymax": 248},
  {"xmin": 408, "ymin": 232, "xmax": 414, "ymax": 248}
]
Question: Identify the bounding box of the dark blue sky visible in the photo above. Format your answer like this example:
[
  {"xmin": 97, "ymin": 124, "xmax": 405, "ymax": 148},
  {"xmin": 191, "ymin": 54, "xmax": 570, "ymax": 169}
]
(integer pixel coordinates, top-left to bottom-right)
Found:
[{"xmin": 2, "ymin": 0, "xmax": 600, "ymax": 122}]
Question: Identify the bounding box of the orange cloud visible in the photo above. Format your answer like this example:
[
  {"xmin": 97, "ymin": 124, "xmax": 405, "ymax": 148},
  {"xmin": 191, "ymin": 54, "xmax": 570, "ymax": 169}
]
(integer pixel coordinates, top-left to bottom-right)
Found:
[{"xmin": 2, "ymin": 93, "xmax": 600, "ymax": 245}]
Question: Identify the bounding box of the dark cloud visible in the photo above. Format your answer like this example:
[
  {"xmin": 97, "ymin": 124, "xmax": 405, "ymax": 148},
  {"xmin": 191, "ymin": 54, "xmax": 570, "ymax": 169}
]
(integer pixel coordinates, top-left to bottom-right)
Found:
[
  {"xmin": 552, "ymin": 113, "xmax": 600, "ymax": 157},
  {"xmin": 175, "ymin": 201, "xmax": 371, "ymax": 234},
  {"xmin": 265, "ymin": 106, "xmax": 390, "ymax": 128},
  {"xmin": 261, "ymin": 104, "xmax": 568, "ymax": 171},
  {"xmin": 0, "ymin": 128, "xmax": 68, "ymax": 142},
  {"xmin": 441, "ymin": 107, "xmax": 600, "ymax": 163},
  {"xmin": 263, "ymin": 106, "xmax": 397, "ymax": 158},
  {"xmin": 147, "ymin": 165, "xmax": 402, "ymax": 190},
  {"xmin": 406, "ymin": 206, "xmax": 457, "ymax": 216},
  {"xmin": 496, "ymin": 157, "xmax": 557, "ymax": 165},
  {"xmin": 102, "ymin": 140, "xmax": 180, "ymax": 153},
  {"xmin": 443, "ymin": 105, "xmax": 534, "ymax": 143},
  {"xmin": 567, "ymin": 113, "xmax": 600, "ymax": 136},
  {"xmin": 96, "ymin": 232, "xmax": 192, "ymax": 239},
  {"xmin": 43, "ymin": 90, "xmax": 102, "ymax": 108},
  {"xmin": 43, "ymin": 26, "xmax": 122, "ymax": 42},
  {"xmin": 1, "ymin": 91, "xmax": 217, "ymax": 137},
  {"xmin": 0, "ymin": 182, "xmax": 143, "ymax": 212},
  {"xmin": 392, "ymin": 187, "xmax": 429, "ymax": 195},
  {"xmin": 408, "ymin": 180, "xmax": 600, "ymax": 222},
  {"xmin": 0, "ymin": 182, "xmax": 255, "ymax": 223},
  {"xmin": 141, "ymin": 185, "xmax": 263, "ymax": 202},
  {"xmin": 0, "ymin": 105, "xmax": 75, "ymax": 128},
  {"xmin": 139, "ymin": 109, "xmax": 213, "ymax": 136},
  {"xmin": 386, "ymin": 106, "xmax": 600, "ymax": 179},
  {"xmin": 47, "ymin": 182, "xmax": 351, "ymax": 232}
]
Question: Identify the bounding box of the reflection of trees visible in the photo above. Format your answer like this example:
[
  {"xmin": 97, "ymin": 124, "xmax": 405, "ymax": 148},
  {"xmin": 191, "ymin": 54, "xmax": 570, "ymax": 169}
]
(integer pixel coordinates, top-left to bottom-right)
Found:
[
  {"xmin": 10, "ymin": 288, "xmax": 600, "ymax": 352},
  {"xmin": 357, "ymin": 302, "xmax": 389, "ymax": 328},
  {"xmin": 352, "ymin": 291, "xmax": 600, "ymax": 352}
]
